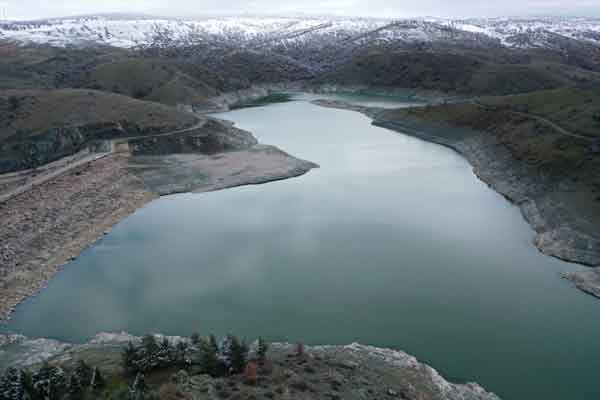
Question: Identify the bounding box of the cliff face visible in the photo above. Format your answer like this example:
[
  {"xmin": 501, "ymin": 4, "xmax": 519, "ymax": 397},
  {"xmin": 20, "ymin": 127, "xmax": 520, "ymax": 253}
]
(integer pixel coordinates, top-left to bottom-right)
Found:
[
  {"xmin": 128, "ymin": 119, "xmax": 258, "ymax": 156},
  {"xmin": 0, "ymin": 89, "xmax": 200, "ymax": 173},
  {"xmin": 0, "ymin": 126, "xmax": 88, "ymax": 172}
]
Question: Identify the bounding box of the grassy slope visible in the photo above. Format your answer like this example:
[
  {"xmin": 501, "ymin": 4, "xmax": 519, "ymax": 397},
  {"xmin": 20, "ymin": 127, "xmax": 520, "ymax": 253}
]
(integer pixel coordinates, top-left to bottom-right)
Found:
[
  {"xmin": 81, "ymin": 58, "xmax": 226, "ymax": 106},
  {"xmin": 0, "ymin": 89, "xmax": 198, "ymax": 143},
  {"xmin": 0, "ymin": 42, "xmax": 226, "ymax": 107},
  {"xmin": 481, "ymin": 86, "xmax": 600, "ymax": 138},
  {"xmin": 317, "ymin": 50, "xmax": 600, "ymax": 96}
]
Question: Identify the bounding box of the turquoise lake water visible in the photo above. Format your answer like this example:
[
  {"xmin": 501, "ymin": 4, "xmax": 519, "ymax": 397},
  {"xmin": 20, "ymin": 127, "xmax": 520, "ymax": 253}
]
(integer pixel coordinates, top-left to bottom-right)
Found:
[{"xmin": 3, "ymin": 94, "xmax": 599, "ymax": 400}]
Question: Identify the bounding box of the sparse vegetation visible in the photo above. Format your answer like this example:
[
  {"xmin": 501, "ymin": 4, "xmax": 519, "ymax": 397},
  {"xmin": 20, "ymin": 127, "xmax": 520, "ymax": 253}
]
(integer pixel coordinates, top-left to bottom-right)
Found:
[{"xmin": 0, "ymin": 333, "xmax": 272, "ymax": 400}]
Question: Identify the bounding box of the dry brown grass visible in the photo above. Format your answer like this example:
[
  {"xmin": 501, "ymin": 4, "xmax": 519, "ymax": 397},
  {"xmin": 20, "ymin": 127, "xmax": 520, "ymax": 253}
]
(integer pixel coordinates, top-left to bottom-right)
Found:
[{"xmin": 0, "ymin": 89, "xmax": 198, "ymax": 142}]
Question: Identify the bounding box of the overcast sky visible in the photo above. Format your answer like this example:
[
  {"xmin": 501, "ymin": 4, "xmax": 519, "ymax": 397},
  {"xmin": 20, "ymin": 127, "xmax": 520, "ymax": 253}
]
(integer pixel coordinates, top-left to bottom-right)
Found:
[{"xmin": 0, "ymin": 0, "xmax": 598, "ymax": 20}]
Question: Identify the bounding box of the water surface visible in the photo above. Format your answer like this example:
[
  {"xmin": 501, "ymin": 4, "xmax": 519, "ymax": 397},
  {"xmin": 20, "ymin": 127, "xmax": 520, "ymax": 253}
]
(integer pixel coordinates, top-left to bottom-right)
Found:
[{"xmin": 3, "ymin": 94, "xmax": 599, "ymax": 400}]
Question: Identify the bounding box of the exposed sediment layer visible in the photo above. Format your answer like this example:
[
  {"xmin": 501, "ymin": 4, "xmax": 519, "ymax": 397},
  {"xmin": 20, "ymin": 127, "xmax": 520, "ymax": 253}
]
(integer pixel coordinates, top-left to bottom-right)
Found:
[
  {"xmin": 0, "ymin": 120, "xmax": 318, "ymax": 321},
  {"xmin": 313, "ymin": 99, "xmax": 600, "ymax": 296},
  {"xmin": 0, "ymin": 332, "xmax": 500, "ymax": 400}
]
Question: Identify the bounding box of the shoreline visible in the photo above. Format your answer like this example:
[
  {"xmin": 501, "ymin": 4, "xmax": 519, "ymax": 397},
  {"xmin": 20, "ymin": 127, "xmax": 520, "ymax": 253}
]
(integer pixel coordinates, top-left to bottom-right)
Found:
[
  {"xmin": 0, "ymin": 332, "xmax": 500, "ymax": 400},
  {"xmin": 0, "ymin": 120, "xmax": 318, "ymax": 322},
  {"xmin": 312, "ymin": 99, "xmax": 600, "ymax": 297}
]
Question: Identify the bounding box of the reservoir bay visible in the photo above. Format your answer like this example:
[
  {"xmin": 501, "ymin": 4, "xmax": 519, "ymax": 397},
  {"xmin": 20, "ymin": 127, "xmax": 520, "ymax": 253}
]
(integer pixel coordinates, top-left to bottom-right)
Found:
[{"xmin": 3, "ymin": 94, "xmax": 599, "ymax": 400}]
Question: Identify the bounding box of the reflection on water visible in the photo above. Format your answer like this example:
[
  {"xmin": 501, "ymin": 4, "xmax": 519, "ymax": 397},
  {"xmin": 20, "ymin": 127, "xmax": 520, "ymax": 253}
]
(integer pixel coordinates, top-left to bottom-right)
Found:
[{"xmin": 3, "ymin": 94, "xmax": 599, "ymax": 400}]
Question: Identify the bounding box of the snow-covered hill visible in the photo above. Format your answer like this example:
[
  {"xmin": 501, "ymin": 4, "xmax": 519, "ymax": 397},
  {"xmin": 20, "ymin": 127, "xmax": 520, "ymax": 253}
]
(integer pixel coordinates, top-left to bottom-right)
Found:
[{"xmin": 0, "ymin": 14, "xmax": 599, "ymax": 50}]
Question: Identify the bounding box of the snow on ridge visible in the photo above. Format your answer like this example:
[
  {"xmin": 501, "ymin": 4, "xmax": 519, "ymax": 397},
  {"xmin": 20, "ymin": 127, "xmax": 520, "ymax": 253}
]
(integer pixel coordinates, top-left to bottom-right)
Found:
[{"xmin": 0, "ymin": 14, "xmax": 599, "ymax": 49}]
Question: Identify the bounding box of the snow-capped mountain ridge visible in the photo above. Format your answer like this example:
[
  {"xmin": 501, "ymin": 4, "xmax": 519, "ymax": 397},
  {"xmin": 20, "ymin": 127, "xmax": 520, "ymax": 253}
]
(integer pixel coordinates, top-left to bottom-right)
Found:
[{"xmin": 0, "ymin": 14, "xmax": 599, "ymax": 50}]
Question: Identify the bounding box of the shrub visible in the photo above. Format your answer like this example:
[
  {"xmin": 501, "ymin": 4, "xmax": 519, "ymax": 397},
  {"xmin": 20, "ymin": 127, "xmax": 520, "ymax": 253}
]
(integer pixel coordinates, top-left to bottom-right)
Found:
[
  {"xmin": 244, "ymin": 362, "xmax": 258, "ymax": 386},
  {"xmin": 257, "ymin": 337, "xmax": 269, "ymax": 366},
  {"xmin": 190, "ymin": 332, "xmax": 200, "ymax": 345},
  {"xmin": 157, "ymin": 383, "xmax": 180, "ymax": 400},
  {"xmin": 199, "ymin": 338, "xmax": 220, "ymax": 377}
]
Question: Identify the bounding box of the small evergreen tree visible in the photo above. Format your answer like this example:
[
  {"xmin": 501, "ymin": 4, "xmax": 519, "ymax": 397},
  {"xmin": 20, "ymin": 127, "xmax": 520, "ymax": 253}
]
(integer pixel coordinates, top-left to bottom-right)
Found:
[
  {"xmin": 190, "ymin": 333, "xmax": 200, "ymax": 346},
  {"xmin": 32, "ymin": 362, "xmax": 66, "ymax": 400},
  {"xmin": 160, "ymin": 337, "xmax": 170, "ymax": 352},
  {"xmin": 122, "ymin": 342, "xmax": 137, "ymax": 373},
  {"xmin": 218, "ymin": 335, "xmax": 235, "ymax": 371},
  {"xmin": 199, "ymin": 338, "xmax": 220, "ymax": 377},
  {"xmin": 67, "ymin": 371, "xmax": 83, "ymax": 400},
  {"xmin": 90, "ymin": 367, "xmax": 105, "ymax": 392},
  {"xmin": 74, "ymin": 360, "xmax": 92, "ymax": 387},
  {"xmin": 223, "ymin": 336, "xmax": 248, "ymax": 374},
  {"xmin": 175, "ymin": 341, "xmax": 189, "ymax": 366},
  {"xmin": 129, "ymin": 373, "xmax": 148, "ymax": 400},
  {"xmin": 0, "ymin": 367, "xmax": 25, "ymax": 400},
  {"xmin": 141, "ymin": 335, "xmax": 158, "ymax": 355},
  {"xmin": 208, "ymin": 335, "xmax": 218, "ymax": 354},
  {"xmin": 256, "ymin": 337, "xmax": 269, "ymax": 366},
  {"xmin": 21, "ymin": 370, "xmax": 34, "ymax": 400}
]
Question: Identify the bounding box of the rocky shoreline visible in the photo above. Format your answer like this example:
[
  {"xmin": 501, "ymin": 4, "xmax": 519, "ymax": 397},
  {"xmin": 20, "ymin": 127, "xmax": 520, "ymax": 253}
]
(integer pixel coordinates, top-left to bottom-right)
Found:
[
  {"xmin": 0, "ymin": 332, "xmax": 500, "ymax": 400},
  {"xmin": 312, "ymin": 99, "xmax": 600, "ymax": 297},
  {"xmin": 0, "ymin": 118, "xmax": 317, "ymax": 322}
]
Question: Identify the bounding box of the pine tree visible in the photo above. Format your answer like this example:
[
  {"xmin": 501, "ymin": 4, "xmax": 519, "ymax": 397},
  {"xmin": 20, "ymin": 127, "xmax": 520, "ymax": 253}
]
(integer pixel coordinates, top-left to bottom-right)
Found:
[
  {"xmin": 129, "ymin": 373, "xmax": 148, "ymax": 400},
  {"xmin": 74, "ymin": 360, "xmax": 92, "ymax": 387},
  {"xmin": 230, "ymin": 338, "xmax": 248, "ymax": 374},
  {"xmin": 0, "ymin": 367, "xmax": 24, "ymax": 400},
  {"xmin": 199, "ymin": 338, "xmax": 219, "ymax": 377},
  {"xmin": 175, "ymin": 341, "xmax": 189, "ymax": 366},
  {"xmin": 67, "ymin": 371, "xmax": 83, "ymax": 400},
  {"xmin": 89, "ymin": 367, "xmax": 105, "ymax": 392},
  {"xmin": 218, "ymin": 335, "xmax": 235, "ymax": 371},
  {"xmin": 21, "ymin": 370, "xmax": 34, "ymax": 400},
  {"xmin": 141, "ymin": 335, "xmax": 158, "ymax": 355},
  {"xmin": 208, "ymin": 335, "xmax": 218, "ymax": 355},
  {"xmin": 257, "ymin": 337, "xmax": 269, "ymax": 366},
  {"xmin": 122, "ymin": 342, "xmax": 138, "ymax": 373},
  {"xmin": 190, "ymin": 333, "xmax": 200, "ymax": 346},
  {"xmin": 33, "ymin": 362, "xmax": 66, "ymax": 400}
]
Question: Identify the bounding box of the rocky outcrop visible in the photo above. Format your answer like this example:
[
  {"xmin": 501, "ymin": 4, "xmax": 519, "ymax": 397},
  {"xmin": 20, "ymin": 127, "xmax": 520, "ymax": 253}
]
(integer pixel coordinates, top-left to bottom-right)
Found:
[
  {"xmin": 0, "ymin": 121, "xmax": 198, "ymax": 174},
  {"xmin": 129, "ymin": 119, "xmax": 258, "ymax": 156},
  {"xmin": 0, "ymin": 126, "xmax": 88, "ymax": 173},
  {"xmin": 0, "ymin": 333, "xmax": 500, "ymax": 400},
  {"xmin": 563, "ymin": 269, "xmax": 600, "ymax": 299}
]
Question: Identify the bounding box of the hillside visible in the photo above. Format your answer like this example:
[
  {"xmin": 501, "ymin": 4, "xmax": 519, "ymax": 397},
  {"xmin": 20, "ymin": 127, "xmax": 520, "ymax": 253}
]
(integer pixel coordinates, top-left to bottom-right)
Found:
[
  {"xmin": 79, "ymin": 58, "xmax": 226, "ymax": 105},
  {"xmin": 373, "ymin": 86, "xmax": 600, "ymax": 265},
  {"xmin": 0, "ymin": 89, "xmax": 199, "ymax": 171},
  {"xmin": 3, "ymin": 15, "xmax": 600, "ymax": 104},
  {"xmin": 314, "ymin": 45, "xmax": 600, "ymax": 96}
]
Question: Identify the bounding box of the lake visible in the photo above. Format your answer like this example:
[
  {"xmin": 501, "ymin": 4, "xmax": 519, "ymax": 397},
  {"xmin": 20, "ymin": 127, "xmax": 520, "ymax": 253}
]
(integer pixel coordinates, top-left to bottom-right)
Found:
[{"xmin": 3, "ymin": 93, "xmax": 599, "ymax": 400}]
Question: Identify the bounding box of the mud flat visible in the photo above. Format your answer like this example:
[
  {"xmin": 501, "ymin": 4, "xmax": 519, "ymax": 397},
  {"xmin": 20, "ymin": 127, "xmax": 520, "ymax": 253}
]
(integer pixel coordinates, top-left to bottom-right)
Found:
[{"xmin": 0, "ymin": 332, "xmax": 499, "ymax": 400}]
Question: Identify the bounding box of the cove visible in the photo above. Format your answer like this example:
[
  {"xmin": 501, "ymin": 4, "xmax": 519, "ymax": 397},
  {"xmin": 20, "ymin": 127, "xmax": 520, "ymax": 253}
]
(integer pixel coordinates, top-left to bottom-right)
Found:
[{"xmin": 2, "ymin": 93, "xmax": 600, "ymax": 400}]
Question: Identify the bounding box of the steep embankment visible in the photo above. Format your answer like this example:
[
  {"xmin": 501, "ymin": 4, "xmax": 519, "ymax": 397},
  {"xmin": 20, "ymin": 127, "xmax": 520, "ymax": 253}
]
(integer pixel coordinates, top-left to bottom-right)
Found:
[
  {"xmin": 313, "ymin": 87, "xmax": 600, "ymax": 298},
  {"xmin": 0, "ymin": 89, "xmax": 199, "ymax": 172},
  {"xmin": 0, "ymin": 333, "xmax": 500, "ymax": 400}
]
